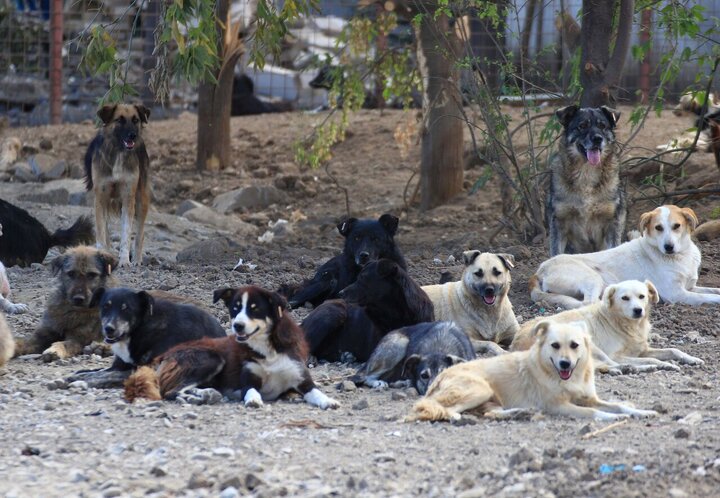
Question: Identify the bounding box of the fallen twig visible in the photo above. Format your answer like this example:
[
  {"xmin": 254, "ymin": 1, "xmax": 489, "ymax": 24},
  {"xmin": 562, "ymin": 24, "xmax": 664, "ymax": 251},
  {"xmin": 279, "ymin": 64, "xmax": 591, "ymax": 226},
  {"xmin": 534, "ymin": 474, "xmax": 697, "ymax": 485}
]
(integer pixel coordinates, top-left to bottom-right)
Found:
[{"xmin": 581, "ymin": 419, "xmax": 628, "ymax": 440}]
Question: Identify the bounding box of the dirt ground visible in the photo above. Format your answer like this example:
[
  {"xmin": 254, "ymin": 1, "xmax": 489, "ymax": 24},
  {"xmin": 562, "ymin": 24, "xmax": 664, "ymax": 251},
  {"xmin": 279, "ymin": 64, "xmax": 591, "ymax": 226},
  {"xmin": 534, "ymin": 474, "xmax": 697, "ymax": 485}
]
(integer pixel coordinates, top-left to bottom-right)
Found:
[{"xmin": 1, "ymin": 106, "xmax": 719, "ymax": 498}]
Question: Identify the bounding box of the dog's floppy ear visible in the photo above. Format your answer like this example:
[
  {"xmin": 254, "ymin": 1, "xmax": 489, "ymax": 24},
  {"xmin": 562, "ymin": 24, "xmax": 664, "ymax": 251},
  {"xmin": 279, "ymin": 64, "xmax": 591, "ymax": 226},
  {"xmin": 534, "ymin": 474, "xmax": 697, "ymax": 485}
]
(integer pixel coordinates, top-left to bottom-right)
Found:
[
  {"xmin": 532, "ymin": 320, "xmax": 551, "ymax": 339},
  {"xmin": 401, "ymin": 354, "xmax": 422, "ymax": 378},
  {"xmin": 679, "ymin": 207, "xmax": 699, "ymax": 231},
  {"xmin": 555, "ymin": 105, "xmax": 578, "ymax": 127},
  {"xmin": 212, "ymin": 287, "xmax": 236, "ymax": 306},
  {"xmin": 638, "ymin": 210, "xmax": 655, "ymax": 234},
  {"xmin": 96, "ymin": 250, "xmax": 119, "ymax": 276},
  {"xmin": 378, "ymin": 214, "xmax": 400, "ymax": 236},
  {"xmin": 97, "ymin": 104, "xmax": 117, "ymax": 125},
  {"xmin": 377, "ymin": 259, "xmax": 399, "ymax": 277},
  {"xmin": 600, "ymin": 106, "xmax": 621, "ymax": 129},
  {"xmin": 135, "ymin": 104, "xmax": 150, "ymax": 124},
  {"xmin": 337, "ymin": 217, "xmax": 358, "ymax": 237},
  {"xmin": 444, "ymin": 354, "xmax": 467, "ymax": 366},
  {"xmin": 645, "ymin": 280, "xmax": 660, "ymax": 304},
  {"xmin": 89, "ymin": 287, "xmax": 106, "ymax": 308},
  {"xmin": 267, "ymin": 290, "xmax": 288, "ymax": 321},
  {"xmin": 496, "ymin": 253, "xmax": 515, "ymax": 271},
  {"xmin": 51, "ymin": 254, "xmax": 67, "ymax": 276},
  {"xmin": 462, "ymin": 250, "xmax": 481, "ymax": 266},
  {"xmin": 603, "ymin": 285, "xmax": 617, "ymax": 307},
  {"xmin": 137, "ymin": 290, "xmax": 155, "ymax": 316}
]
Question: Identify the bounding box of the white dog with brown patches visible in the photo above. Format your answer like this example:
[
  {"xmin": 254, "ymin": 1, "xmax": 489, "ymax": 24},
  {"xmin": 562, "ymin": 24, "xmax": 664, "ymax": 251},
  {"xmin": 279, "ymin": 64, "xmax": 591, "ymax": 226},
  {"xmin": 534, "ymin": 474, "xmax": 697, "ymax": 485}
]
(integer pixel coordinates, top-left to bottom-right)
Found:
[
  {"xmin": 406, "ymin": 321, "xmax": 657, "ymax": 422},
  {"xmin": 530, "ymin": 205, "xmax": 720, "ymax": 308},
  {"xmin": 514, "ymin": 280, "xmax": 703, "ymax": 373}
]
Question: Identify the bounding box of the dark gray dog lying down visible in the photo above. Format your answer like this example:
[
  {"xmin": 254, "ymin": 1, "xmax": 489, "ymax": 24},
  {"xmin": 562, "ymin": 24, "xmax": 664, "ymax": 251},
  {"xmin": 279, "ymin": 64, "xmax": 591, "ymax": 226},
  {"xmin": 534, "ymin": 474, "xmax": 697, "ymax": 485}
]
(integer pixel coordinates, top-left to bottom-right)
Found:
[{"xmin": 350, "ymin": 321, "xmax": 476, "ymax": 394}]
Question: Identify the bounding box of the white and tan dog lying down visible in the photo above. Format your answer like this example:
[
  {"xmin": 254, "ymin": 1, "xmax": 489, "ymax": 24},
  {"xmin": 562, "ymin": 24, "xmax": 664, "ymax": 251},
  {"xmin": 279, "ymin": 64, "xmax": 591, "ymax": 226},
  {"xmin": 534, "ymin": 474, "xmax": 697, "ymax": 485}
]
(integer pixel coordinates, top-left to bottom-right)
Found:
[
  {"xmin": 406, "ymin": 321, "xmax": 657, "ymax": 422},
  {"xmin": 423, "ymin": 251, "xmax": 519, "ymax": 354},
  {"xmin": 513, "ymin": 280, "xmax": 703, "ymax": 373},
  {"xmin": 530, "ymin": 205, "xmax": 720, "ymax": 308}
]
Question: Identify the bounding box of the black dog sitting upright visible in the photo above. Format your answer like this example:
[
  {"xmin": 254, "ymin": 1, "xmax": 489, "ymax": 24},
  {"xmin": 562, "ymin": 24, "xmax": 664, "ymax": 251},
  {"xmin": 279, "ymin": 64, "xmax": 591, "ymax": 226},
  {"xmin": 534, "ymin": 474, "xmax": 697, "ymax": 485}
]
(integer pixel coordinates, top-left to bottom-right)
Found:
[
  {"xmin": 281, "ymin": 214, "xmax": 407, "ymax": 309},
  {"xmin": 301, "ymin": 259, "xmax": 434, "ymax": 362}
]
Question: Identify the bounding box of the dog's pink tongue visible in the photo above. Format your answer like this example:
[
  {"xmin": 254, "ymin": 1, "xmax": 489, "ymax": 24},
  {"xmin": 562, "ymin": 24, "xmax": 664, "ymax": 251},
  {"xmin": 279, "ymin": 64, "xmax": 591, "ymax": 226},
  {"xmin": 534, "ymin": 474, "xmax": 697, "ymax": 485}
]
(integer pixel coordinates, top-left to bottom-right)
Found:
[
  {"xmin": 483, "ymin": 295, "xmax": 496, "ymax": 305},
  {"xmin": 559, "ymin": 369, "xmax": 572, "ymax": 380},
  {"xmin": 586, "ymin": 149, "xmax": 602, "ymax": 166}
]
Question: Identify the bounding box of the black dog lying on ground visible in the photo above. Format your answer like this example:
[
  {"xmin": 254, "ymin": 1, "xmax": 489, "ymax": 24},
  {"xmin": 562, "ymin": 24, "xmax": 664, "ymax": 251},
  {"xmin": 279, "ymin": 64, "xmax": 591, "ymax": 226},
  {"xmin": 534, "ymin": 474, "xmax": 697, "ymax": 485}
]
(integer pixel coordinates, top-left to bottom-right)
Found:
[
  {"xmin": 66, "ymin": 287, "xmax": 226, "ymax": 388},
  {"xmin": 301, "ymin": 259, "xmax": 434, "ymax": 362},
  {"xmin": 0, "ymin": 198, "xmax": 94, "ymax": 267},
  {"xmin": 281, "ymin": 214, "xmax": 407, "ymax": 309},
  {"xmin": 350, "ymin": 321, "xmax": 475, "ymax": 394}
]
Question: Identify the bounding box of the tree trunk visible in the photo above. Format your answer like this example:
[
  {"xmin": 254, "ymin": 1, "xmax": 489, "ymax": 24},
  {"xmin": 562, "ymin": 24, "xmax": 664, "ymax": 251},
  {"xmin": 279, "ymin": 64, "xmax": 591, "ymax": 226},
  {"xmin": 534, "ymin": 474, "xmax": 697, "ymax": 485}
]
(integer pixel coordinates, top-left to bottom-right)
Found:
[
  {"xmin": 520, "ymin": 0, "xmax": 537, "ymax": 62},
  {"xmin": 468, "ymin": 1, "xmax": 507, "ymax": 93},
  {"xmin": 579, "ymin": 0, "xmax": 634, "ymax": 106},
  {"xmin": 196, "ymin": 0, "xmax": 244, "ymax": 172},
  {"xmin": 415, "ymin": 10, "xmax": 464, "ymax": 211},
  {"xmin": 142, "ymin": 0, "xmax": 160, "ymax": 108}
]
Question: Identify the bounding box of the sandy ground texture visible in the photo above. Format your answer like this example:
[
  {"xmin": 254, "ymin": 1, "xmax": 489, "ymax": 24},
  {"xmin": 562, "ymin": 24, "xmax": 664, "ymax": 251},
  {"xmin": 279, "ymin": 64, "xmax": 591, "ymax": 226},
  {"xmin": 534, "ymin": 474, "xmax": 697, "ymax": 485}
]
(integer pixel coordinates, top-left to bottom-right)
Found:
[{"xmin": 1, "ymin": 107, "xmax": 719, "ymax": 498}]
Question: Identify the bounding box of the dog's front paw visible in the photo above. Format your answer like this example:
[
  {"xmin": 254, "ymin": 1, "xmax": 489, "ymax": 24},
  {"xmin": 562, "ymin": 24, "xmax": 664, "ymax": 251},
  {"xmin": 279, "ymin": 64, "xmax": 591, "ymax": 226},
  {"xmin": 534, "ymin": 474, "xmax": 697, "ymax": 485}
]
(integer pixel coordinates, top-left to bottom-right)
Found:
[
  {"xmin": 681, "ymin": 355, "xmax": 704, "ymax": 366},
  {"xmin": 5, "ymin": 302, "xmax": 29, "ymax": 314},
  {"xmin": 368, "ymin": 379, "xmax": 388, "ymax": 390},
  {"xmin": 594, "ymin": 411, "xmax": 630, "ymax": 422},
  {"xmin": 628, "ymin": 408, "xmax": 658, "ymax": 419},
  {"xmin": 243, "ymin": 388, "xmax": 264, "ymax": 408},
  {"xmin": 41, "ymin": 344, "xmax": 67, "ymax": 363},
  {"xmin": 177, "ymin": 388, "xmax": 222, "ymax": 405},
  {"xmin": 304, "ymin": 388, "xmax": 340, "ymax": 409}
]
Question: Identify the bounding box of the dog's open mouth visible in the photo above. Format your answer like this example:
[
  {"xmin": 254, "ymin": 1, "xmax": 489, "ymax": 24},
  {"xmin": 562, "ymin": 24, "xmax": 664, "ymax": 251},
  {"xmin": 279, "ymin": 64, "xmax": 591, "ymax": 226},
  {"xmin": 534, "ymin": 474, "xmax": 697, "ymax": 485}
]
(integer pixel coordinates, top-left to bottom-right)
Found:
[
  {"xmin": 235, "ymin": 326, "xmax": 260, "ymax": 342},
  {"xmin": 482, "ymin": 288, "xmax": 496, "ymax": 306},
  {"xmin": 104, "ymin": 336, "xmax": 124, "ymax": 345},
  {"xmin": 123, "ymin": 139, "xmax": 135, "ymax": 150},
  {"xmin": 557, "ymin": 368, "xmax": 573, "ymax": 380}
]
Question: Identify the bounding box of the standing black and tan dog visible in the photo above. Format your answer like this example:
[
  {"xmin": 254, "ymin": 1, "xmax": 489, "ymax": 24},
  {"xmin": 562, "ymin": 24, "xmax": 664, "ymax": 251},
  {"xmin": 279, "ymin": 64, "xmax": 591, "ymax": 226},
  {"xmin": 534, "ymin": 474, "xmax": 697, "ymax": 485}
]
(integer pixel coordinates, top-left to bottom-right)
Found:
[
  {"xmin": 546, "ymin": 105, "xmax": 626, "ymax": 256},
  {"xmin": 85, "ymin": 104, "xmax": 151, "ymax": 267}
]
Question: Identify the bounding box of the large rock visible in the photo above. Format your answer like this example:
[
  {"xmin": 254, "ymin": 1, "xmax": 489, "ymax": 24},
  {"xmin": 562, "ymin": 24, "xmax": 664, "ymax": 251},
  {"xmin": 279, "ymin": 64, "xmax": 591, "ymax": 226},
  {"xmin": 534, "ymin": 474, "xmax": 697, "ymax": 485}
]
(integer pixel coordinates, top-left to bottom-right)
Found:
[
  {"xmin": 18, "ymin": 179, "xmax": 89, "ymax": 206},
  {"xmin": 176, "ymin": 200, "xmax": 205, "ymax": 216},
  {"xmin": 29, "ymin": 153, "xmax": 66, "ymax": 181},
  {"xmin": 212, "ymin": 186, "xmax": 283, "ymax": 214},
  {"xmin": 176, "ymin": 237, "xmax": 240, "ymax": 264},
  {"xmin": 13, "ymin": 162, "xmax": 36, "ymax": 182},
  {"xmin": 181, "ymin": 205, "xmax": 257, "ymax": 236}
]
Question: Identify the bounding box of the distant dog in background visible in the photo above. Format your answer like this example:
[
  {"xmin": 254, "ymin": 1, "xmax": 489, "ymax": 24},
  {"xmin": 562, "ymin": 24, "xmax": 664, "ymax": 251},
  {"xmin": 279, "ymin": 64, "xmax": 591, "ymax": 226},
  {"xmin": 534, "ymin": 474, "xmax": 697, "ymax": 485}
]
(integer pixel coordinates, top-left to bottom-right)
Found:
[
  {"xmin": 423, "ymin": 251, "xmax": 519, "ymax": 353},
  {"xmin": 0, "ymin": 313, "xmax": 13, "ymax": 367},
  {"xmin": 0, "ymin": 199, "xmax": 94, "ymax": 267},
  {"xmin": 546, "ymin": 105, "xmax": 625, "ymax": 256},
  {"xmin": 0, "ymin": 223, "xmax": 28, "ymax": 314},
  {"xmin": 14, "ymin": 246, "xmax": 118, "ymax": 361},
  {"xmin": 85, "ymin": 104, "xmax": 151, "ymax": 267},
  {"xmin": 351, "ymin": 321, "xmax": 475, "ymax": 394}
]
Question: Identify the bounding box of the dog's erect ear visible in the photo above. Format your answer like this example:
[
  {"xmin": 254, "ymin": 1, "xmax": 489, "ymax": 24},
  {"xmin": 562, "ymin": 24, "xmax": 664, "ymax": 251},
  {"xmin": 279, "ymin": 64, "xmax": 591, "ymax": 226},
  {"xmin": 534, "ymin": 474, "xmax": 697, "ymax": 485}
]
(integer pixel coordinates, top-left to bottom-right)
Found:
[
  {"xmin": 401, "ymin": 354, "xmax": 422, "ymax": 378},
  {"xmin": 137, "ymin": 291, "xmax": 155, "ymax": 316},
  {"xmin": 96, "ymin": 250, "xmax": 119, "ymax": 276},
  {"xmin": 600, "ymin": 106, "xmax": 621, "ymax": 129},
  {"xmin": 462, "ymin": 250, "xmax": 481, "ymax": 266},
  {"xmin": 680, "ymin": 207, "xmax": 699, "ymax": 231},
  {"xmin": 638, "ymin": 210, "xmax": 655, "ymax": 234},
  {"xmin": 378, "ymin": 214, "xmax": 400, "ymax": 236},
  {"xmin": 570, "ymin": 320, "xmax": 589, "ymax": 335},
  {"xmin": 444, "ymin": 354, "xmax": 467, "ymax": 366},
  {"xmin": 555, "ymin": 105, "xmax": 578, "ymax": 127},
  {"xmin": 135, "ymin": 105, "xmax": 150, "ymax": 124},
  {"xmin": 337, "ymin": 217, "xmax": 358, "ymax": 237},
  {"xmin": 532, "ymin": 320, "xmax": 551, "ymax": 338},
  {"xmin": 377, "ymin": 259, "xmax": 399, "ymax": 277},
  {"xmin": 212, "ymin": 287, "xmax": 236, "ymax": 306},
  {"xmin": 97, "ymin": 104, "xmax": 117, "ymax": 125},
  {"xmin": 645, "ymin": 280, "xmax": 660, "ymax": 304},
  {"xmin": 51, "ymin": 254, "xmax": 67, "ymax": 276},
  {"xmin": 496, "ymin": 253, "xmax": 515, "ymax": 271},
  {"xmin": 603, "ymin": 285, "xmax": 617, "ymax": 307},
  {"xmin": 89, "ymin": 287, "xmax": 106, "ymax": 308}
]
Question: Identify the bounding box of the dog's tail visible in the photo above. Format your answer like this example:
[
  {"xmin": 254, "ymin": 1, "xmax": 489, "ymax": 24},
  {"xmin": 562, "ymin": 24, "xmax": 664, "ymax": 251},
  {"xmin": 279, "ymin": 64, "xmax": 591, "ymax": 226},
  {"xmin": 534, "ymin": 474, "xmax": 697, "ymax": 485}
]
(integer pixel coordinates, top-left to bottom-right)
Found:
[
  {"xmin": 405, "ymin": 397, "xmax": 454, "ymax": 422},
  {"xmin": 528, "ymin": 274, "xmax": 583, "ymax": 310},
  {"xmin": 84, "ymin": 134, "xmax": 103, "ymax": 191},
  {"xmin": 124, "ymin": 366, "xmax": 162, "ymax": 402},
  {"xmin": 50, "ymin": 216, "xmax": 95, "ymax": 248}
]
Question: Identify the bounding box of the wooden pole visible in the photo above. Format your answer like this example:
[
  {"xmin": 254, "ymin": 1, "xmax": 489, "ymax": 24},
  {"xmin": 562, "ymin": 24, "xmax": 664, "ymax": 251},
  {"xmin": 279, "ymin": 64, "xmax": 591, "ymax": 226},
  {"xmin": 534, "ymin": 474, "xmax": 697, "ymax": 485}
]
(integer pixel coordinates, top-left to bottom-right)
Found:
[{"xmin": 49, "ymin": 0, "xmax": 63, "ymax": 125}]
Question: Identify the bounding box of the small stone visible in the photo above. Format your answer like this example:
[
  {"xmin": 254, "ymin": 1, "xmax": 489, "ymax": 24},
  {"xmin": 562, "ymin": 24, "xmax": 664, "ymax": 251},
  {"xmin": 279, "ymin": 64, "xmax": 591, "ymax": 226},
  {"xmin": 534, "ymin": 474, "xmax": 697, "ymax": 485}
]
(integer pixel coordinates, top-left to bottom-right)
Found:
[
  {"xmin": 68, "ymin": 380, "xmax": 88, "ymax": 391},
  {"xmin": 669, "ymin": 488, "xmax": 688, "ymax": 498},
  {"xmin": 45, "ymin": 379, "xmax": 68, "ymax": 390},
  {"xmin": 187, "ymin": 473, "xmax": 212, "ymax": 489},
  {"xmin": 579, "ymin": 423, "xmax": 594, "ymax": 435},
  {"xmin": 678, "ymin": 411, "xmax": 702, "ymax": 425},
  {"xmin": 338, "ymin": 380, "xmax": 357, "ymax": 392},
  {"xmin": 39, "ymin": 138, "xmax": 53, "ymax": 150},
  {"xmin": 245, "ymin": 473, "xmax": 263, "ymax": 491},
  {"xmin": 391, "ymin": 391, "xmax": 407, "ymax": 401},
  {"xmin": 13, "ymin": 162, "xmax": 36, "ymax": 182},
  {"xmin": 150, "ymin": 466, "xmax": 167, "ymax": 477},
  {"xmin": 102, "ymin": 487, "xmax": 123, "ymax": 498},
  {"xmin": 221, "ymin": 477, "xmax": 243, "ymax": 490},
  {"xmin": 509, "ymin": 447, "xmax": 541, "ymax": 471},
  {"xmin": 563, "ymin": 447, "xmax": 585, "ymax": 459},
  {"xmin": 69, "ymin": 469, "xmax": 88, "ymax": 483},
  {"xmin": 352, "ymin": 399, "xmax": 369, "ymax": 411},
  {"xmin": 213, "ymin": 447, "xmax": 236, "ymax": 458},
  {"xmin": 457, "ymin": 487, "xmax": 487, "ymax": 498},
  {"xmin": 674, "ymin": 428, "xmax": 691, "ymax": 439},
  {"xmin": 220, "ymin": 486, "xmax": 240, "ymax": 498}
]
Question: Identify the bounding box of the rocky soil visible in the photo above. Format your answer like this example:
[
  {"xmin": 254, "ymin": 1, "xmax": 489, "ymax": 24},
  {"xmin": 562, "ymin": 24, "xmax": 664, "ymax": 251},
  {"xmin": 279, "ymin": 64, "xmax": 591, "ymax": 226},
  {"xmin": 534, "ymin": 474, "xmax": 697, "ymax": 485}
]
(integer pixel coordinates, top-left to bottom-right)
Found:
[{"xmin": 0, "ymin": 107, "xmax": 719, "ymax": 498}]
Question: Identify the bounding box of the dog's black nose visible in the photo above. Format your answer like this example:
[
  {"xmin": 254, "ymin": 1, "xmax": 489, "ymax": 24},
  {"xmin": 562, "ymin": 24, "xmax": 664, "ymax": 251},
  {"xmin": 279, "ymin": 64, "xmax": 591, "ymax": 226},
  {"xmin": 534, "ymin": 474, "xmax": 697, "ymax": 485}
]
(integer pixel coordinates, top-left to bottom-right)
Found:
[
  {"xmin": 103, "ymin": 324, "xmax": 115, "ymax": 336},
  {"xmin": 72, "ymin": 296, "xmax": 85, "ymax": 306},
  {"xmin": 633, "ymin": 308, "xmax": 643, "ymax": 318},
  {"xmin": 664, "ymin": 243, "xmax": 674, "ymax": 253},
  {"xmin": 357, "ymin": 252, "xmax": 370, "ymax": 265},
  {"xmin": 559, "ymin": 359, "xmax": 571, "ymax": 370},
  {"xmin": 591, "ymin": 134, "xmax": 603, "ymax": 145},
  {"xmin": 233, "ymin": 322, "xmax": 245, "ymax": 333},
  {"xmin": 127, "ymin": 132, "xmax": 137, "ymax": 140}
]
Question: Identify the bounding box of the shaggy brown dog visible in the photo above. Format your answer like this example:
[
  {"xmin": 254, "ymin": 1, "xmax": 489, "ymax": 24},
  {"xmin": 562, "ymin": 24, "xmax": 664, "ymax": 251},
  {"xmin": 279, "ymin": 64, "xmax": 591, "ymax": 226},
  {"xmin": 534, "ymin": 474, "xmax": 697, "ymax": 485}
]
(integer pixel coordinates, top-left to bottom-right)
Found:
[
  {"xmin": 85, "ymin": 103, "xmax": 151, "ymax": 267},
  {"xmin": 14, "ymin": 245, "xmax": 118, "ymax": 361}
]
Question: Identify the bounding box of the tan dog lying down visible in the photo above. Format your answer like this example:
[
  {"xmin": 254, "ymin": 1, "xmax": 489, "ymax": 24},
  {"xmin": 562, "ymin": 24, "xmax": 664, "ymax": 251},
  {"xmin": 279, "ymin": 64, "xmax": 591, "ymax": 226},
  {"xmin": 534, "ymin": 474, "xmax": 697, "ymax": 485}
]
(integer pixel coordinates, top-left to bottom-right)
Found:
[
  {"xmin": 530, "ymin": 205, "xmax": 720, "ymax": 308},
  {"xmin": 406, "ymin": 321, "xmax": 657, "ymax": 422},
  {"xmin": 514, "ymin": 280, "xmax": 703, "ymax": 373},
  {"xmin": 422, "ymin": 251, "xmax": 519, "ymax": 354}
]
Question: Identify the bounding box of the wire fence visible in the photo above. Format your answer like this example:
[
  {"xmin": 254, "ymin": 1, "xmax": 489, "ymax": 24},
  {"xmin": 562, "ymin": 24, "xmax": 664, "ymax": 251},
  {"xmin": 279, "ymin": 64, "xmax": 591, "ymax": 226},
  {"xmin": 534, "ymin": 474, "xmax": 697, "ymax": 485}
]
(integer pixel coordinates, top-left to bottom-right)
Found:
[{"xmin": 0, "ymin": 0, "xmax": 717, "ymax": 127}]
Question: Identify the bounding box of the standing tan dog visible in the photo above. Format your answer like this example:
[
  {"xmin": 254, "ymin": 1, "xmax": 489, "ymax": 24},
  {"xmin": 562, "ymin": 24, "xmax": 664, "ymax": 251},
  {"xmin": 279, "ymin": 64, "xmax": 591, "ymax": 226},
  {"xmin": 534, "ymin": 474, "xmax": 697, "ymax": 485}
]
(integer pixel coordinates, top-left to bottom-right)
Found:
[
  {"xmin": 546, "ymin": 106, "xmax": 625, "ymax": 256},
  {"xmin": 514, "ymin": 280, "xmax": 703, "ymax": 373},
  {"xmin": 422, "ymin": 251, "xmax": 519, "ymax": 354},
  {"xmin": 407, "ymin": 321, "xmax": 657, "ymax": 422},
  {"xmin": 85, "ymin": 104, "xmax": 151, "ymax": 267},
  {"xmin": 14, "ymin": 245, "xmax": 118, "ymax": 361}
]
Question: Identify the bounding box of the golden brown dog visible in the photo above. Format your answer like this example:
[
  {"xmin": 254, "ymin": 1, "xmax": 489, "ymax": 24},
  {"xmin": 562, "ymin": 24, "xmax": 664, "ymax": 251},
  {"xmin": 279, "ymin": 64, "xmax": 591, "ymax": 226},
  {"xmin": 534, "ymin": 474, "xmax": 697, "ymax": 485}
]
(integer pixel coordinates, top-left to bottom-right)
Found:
[
  {"xmin": 515, "ymin": 280, "xmax": 703, "ymax": 373},
  {"xmin": 14, "ymin": 245, "xmax": 118, "ymax": 361},
  {"xmin": 406, "ymin": 321, "xmax": 657, "ymax": 422},
  {"xmin": 84, "ymin": 104, "xmax": 151, "ymax": 267},
  {"xmin": 0, "ymin": 314, "xmax": 14, "ymax": 367}
]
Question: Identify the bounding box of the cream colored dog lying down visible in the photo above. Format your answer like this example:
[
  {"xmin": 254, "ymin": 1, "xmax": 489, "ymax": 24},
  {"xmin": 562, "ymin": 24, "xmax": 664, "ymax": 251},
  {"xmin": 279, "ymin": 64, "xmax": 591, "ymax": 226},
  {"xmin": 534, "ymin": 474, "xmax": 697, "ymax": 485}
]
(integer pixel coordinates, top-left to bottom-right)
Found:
[
  {"xmin": 530, "ymin": 205, "xmax": 720, "ymax": 309},
  {"xmin": 513, "ymin": 280, "xmax": 703, "ymax": 373},
  {"xmin": 406, "ymin": 321, "xmax": 657, "ymax": 422},
  {"xmin": 422, "ymin": 251, "xmax": 519, "ymax": 354}
]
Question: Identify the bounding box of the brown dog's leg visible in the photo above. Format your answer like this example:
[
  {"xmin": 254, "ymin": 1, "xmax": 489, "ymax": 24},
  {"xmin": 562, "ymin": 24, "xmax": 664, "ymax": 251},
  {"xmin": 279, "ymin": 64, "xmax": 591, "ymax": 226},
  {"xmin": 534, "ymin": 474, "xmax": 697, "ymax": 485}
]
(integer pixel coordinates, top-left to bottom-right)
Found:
[
  {"xmin": 132, "ymin": 188, "xmax": 149, "ymax": 265},
  {"xmin": 94, "ymin": 193, "xmax": 110, "ymax": 251},
  {"xmin": 118, "ymin": 184, "xmax": 137, "ymax": 267},
  {"xmin": 41, "ymin": 339, "xmax": 85, "ymax": 362},
  {"xmin": 13, "ymin": 326, "xmax": 62, "ymax": 356}
]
